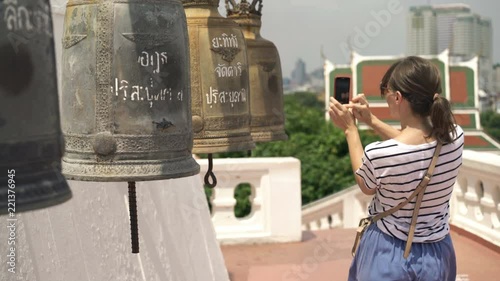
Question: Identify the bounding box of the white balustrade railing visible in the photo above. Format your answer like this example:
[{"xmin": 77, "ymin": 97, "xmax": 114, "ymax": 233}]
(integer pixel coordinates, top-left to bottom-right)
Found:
[
  {"xmin": 197, "ymin": 157, "xmax": 302, "ymax": 245},
  {"xmin": 301, "ymin": 150, "xmax": 500, "ymax": 248},
  {"xmin": 451, "ymin": 150, "xmax": 500, "ymax": 246},
  {"xmin": 301, "ymin": 185, "xmax": 371, "ymax": 231}
]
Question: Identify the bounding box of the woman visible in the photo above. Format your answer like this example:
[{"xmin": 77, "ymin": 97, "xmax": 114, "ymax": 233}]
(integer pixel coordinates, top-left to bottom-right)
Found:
[{"xmin": 329, "ymin": 56, "xmax": 464, "ymax": 281}]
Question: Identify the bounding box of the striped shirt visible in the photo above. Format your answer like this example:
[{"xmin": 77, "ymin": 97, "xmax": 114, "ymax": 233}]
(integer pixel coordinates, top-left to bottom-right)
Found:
[{"xmin": 356, "ymin": 125, "xmax": 464, "ymax": 243}]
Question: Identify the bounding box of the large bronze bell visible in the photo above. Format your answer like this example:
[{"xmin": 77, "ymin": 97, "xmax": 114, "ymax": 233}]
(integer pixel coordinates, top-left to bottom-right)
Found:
[
  {"xmin": 0, "ymin": 0, "xmax": 71, "ymax": 214},
  {"xmin": 61, "ymin": 0, "xmax": 200, "ymax": 181},
  {"xmin": 61, "ymin": 0, "xmax": 199, "ymax": 253},
  {"xmin": 227, "ymin": 0, "xmax": 287, "ymax": 142},
  {"xmin": 183, "ymin": 0, "xmax": 255, "ymax": 153}
]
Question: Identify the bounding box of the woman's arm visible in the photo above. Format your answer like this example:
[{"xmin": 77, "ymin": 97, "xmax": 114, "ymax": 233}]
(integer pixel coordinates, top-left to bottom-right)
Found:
[
  {"xmin": 329, "ymin": 97, "xmax": 376, "ymax": 196},
  {"xmin": 345, "ymin": 128, "xmax": 376, "ymax": 196}
]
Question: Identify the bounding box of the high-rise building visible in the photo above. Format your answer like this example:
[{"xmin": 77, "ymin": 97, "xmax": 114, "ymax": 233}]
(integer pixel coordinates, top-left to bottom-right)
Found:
[
  {"xmin": 291, "ymin": 59, "xmax": 307, "ymax": 86},
  {"xmin": 407, "ymin": 4, "xmax": 494, "ymax": 91},
  {"xmin": 494, "ymin": 64, "xmax": 500, "ymax": 112},
  {"xmin": 407, "ymin": 6, "xmax": 437, "ymax": 55},
  {"xmin": 433, "ymin": 4, "xmax": 471, "ymax": 53},
  {"xmin": 478, "ymin": 18, "xmax": 493, "ymax": 92},
  {"xmin": 494, "ymin": 64, "xmax": 500, "ymax": 93},
  {"xmin": 479, "ymin": 18, "xmax": 493, "ymax": 59},
  {"xmin": 451, "ymin": 14, "xmax": 479, "ymax": 59}
]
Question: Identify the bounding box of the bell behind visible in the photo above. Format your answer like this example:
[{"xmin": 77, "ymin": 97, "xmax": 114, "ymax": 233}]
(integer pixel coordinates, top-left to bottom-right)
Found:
[
  {"xmin": 183, "ymin": 0, "xmax": 256, "ymax": 153},
  {"xmin": 227, "ymin": 0, "xmax": 288, "ymax": 143},
  {"xmin": 0, "ymin": 0, "xmax": 71, "ymax": 214}
]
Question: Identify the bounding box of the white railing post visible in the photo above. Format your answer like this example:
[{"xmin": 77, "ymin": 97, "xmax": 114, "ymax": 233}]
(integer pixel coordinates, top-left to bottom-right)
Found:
[
  {"xmin": 198, "ymin": 157, "xmax": 302, "ymax": 245},
  {"xmin": 302, "ymin": 186, "xmax": 369, "ymax": 230},
  {"xmin": 450, "ymin": 150, "xmax": 500, "ymax": 246}
]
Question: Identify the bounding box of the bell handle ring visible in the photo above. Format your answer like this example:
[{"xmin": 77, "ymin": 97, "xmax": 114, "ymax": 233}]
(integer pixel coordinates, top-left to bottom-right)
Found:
[{"xmin": 204, "ymin": 154, "xmax": 217, "ymax": 188}]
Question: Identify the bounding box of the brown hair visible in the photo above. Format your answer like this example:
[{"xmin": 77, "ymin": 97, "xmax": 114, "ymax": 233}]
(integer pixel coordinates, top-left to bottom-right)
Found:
[
  {"xmin": 380, "ymin": 60, "xmax": 401, "ymax": 96},
  {"xmin": 388, "ymin": 56, "xmax": 456, "ymax": 143}
]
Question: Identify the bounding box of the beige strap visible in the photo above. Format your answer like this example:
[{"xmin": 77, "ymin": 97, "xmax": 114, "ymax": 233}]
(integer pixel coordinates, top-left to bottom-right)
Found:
[
  {"xmin": 404, "ymin": 188, "xmax": 425, "ymax": 258},
  {"xmin": 372, "ymin": 142, "xmax": 442, "ymax": 222},
  {"xmin": 351, "ymin": 218, "xmax": 371, "ymax": 256},
  {"xmin": 352, "ymin": 142, "xmax": 442, "ymax": 258},
  {"xmin": 402, "ymin": 142, "xmax": 442, "ymax": 258}
]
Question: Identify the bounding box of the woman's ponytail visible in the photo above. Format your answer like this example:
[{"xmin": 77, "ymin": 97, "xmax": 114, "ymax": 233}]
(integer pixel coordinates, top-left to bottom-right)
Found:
[{"xmin": 430, "ymin": 95, "xmax": 456, "ymax": 144}]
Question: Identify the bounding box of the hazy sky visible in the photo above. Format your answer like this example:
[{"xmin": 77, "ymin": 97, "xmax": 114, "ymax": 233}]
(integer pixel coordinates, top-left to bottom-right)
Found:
[{"xmin": 221, "ymin": 0, "xmax": 500, "ymax": 77}]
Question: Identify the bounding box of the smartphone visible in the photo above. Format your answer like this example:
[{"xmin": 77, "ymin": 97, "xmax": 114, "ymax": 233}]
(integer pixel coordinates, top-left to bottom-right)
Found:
[{"xmin": 334, "ymin": 77, "xmax": 351, "ymax": 104}]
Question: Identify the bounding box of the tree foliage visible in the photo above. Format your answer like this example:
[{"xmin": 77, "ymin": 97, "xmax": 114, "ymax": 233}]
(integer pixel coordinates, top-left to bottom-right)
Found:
[{"xmin": 480, "ymin": 110, "xmax": 500, "ymax": 142}]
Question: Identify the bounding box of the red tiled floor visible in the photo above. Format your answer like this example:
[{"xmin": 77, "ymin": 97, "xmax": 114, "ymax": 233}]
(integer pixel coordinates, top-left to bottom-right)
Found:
[{"xmin": 221, "ymin": 227, "xmax": 500, "ymax": 281}]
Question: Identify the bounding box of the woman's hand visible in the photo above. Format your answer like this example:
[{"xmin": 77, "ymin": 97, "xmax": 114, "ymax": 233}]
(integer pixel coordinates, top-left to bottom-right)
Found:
[
  {"xmin": 329, "ymin": 97, "xmax": 356, "ymax": 133},
  {"xmin": 347, "ymin": 93, "xmax": 401, "ymax": 140},
  {"xmin": 345, "ymin": 94, "xmax": 373, "ymax": 126}
]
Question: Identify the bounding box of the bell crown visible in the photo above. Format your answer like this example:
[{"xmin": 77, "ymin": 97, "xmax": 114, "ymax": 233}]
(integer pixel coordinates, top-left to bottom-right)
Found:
[{"xmin": 226, "ymin": 0, "xmax": 262, "ymax": 16}]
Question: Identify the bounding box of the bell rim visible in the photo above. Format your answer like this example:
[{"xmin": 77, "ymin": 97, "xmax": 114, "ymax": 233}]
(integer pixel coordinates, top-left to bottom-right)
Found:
[
  {"xmin": 3, "ymin": 192, "xmax": 73, "ymax": 215},
  {"xmin": 251, "ymin": 131, "xmax": 288, "ymax": 143},
  {"xmin": 61, "ymin": 157, "xmax": 201, "ymax": 182},
  {"xmin": 192, "ymin": 139, "xmax": 256, "ymax": 154},
  {"xmin": 0, "ymin": 182, "xmax": 72, "ymax": 215}
]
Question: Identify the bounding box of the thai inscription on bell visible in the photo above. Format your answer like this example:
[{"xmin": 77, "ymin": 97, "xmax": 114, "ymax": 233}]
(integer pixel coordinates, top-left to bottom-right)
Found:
[{"xmin": 183, "ymin": 0, "xmax": 255, "ymax": 153}]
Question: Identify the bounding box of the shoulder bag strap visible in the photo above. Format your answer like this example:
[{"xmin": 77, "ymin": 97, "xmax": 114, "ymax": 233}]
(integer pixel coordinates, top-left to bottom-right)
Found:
[
  {"xmin": 371, "ymin": 142, "xmax": 443, "ymax": 258},
  {"xmin": 371, "ymin": 142, "xmax": 442, "ymax": 222}
]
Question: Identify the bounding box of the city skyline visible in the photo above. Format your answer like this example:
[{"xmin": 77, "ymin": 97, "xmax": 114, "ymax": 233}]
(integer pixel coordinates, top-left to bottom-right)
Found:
[
  {"xmin": 220, "ymin": 0, "xmax": 500, "ymax": 78},
  {"xmin": 407, "ymin": 4, "xmax": 494, "ymax": 91}
]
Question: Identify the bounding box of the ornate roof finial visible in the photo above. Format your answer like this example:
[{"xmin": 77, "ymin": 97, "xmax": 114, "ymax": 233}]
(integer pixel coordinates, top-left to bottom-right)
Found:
[{"xmin": 226, "ymin": 0, "xmax": 263, "ymax": 17}]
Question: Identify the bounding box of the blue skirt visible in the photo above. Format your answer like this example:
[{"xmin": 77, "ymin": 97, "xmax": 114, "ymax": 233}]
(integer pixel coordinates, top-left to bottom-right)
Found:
[{"xmin": 348, "ymin": 223, "xmax": 456, "ymax": 281}]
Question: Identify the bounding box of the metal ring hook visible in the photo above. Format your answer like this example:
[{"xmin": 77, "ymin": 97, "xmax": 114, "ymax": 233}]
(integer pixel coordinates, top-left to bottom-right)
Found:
[{"xmin": 204, "ymin": 154, "xmax": 217, "ymax": 188}]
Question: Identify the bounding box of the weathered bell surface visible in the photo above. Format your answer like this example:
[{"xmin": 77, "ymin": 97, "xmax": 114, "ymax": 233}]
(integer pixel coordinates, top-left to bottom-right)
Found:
[
  {"xmin": 227, "ymin": 0, "xmax": 287, "ymax": 142},
  {"xmin": 182, "ymin": 0, "xmax": 255, "ymax": 153},
  {"xmin": 0, "ymin": 0, "xmax": 72, "ymax": 214},
  {"xmin": 61, "ymin": 0, "xmax": 200, "ymax": 181}
]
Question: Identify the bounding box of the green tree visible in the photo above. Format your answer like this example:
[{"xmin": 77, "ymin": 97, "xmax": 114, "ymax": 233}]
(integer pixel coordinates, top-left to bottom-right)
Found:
[{"xmin": 480, "ymin": 110, "xmax": 500, "ymax": 142}]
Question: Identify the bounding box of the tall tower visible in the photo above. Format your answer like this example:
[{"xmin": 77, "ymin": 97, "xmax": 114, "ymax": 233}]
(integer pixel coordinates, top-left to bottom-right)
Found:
[
  {"xmin": 407, "ymin": 4, "xmax": 494, "ymax": 92},
  {"xmin": 433, "ymin": 4, "xmax": 471, "ymax": 53},
  {"xmin": 479, "ymin": 18, "xmax": 493, "ymax": 92},
  {"xmin": 291, "ymin": 59, "xmax": 307, "ymax": 86},
  {"xmin": 451, "ymin": 14, "xmax": 477, "ymax": 59},
  {"xmin": 407, "ymin": 6, "xmax": 437, "ymax": 55},
  {"xmin": 494, "ymin": 64, "xmax": 500, "ymax": 112},
  {"xmin": 494, "ymin": 64, "xmax": 500, "ymax": 93},
  {"xmin": 451, "ymin": 14, "xmax": 493, "ymax": 91},
  {"xmin": 479, "ymin": 18, "xmax": 493, "ymax": 60}
]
